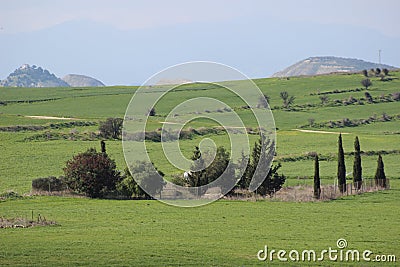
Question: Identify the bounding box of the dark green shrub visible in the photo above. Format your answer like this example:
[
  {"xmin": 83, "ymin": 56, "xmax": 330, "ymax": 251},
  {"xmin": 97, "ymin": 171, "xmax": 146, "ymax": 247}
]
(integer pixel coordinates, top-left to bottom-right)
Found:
[
  {"xmin": 63, "ymin": 148, "xmax": 120, "ymax": 198},
  {"xmin": 32, "ymin": 176, "xmax": 67, "ymax": 192},
  {"xmin": 118, "ymin": 163, "xmax": 165, "ymax": 199},
  {"xmin": 99, "ymin": 118, "xmax": 123, "ymax": 139},
  {"xmin": 361, "ymin": 79, "xmax": 372, "ymax": 90},
  {"xmin": 362, "ymin": 69, "xmax": 368, "ymax": 77},
  {"xmin": 382, "ymin": 68, "xmax": 389, "ymax": 76}
]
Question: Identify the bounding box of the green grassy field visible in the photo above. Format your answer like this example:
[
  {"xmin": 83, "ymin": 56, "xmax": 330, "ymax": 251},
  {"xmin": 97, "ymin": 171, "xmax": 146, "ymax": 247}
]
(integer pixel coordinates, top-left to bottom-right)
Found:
[
  {"xmin": 0, "ymin": 190, "xmax": 400, "ymax": 266},
  {"xmin": 0, "ymin": 71, "xmax": 399, "ymax": 265},
  {"xmin": 1, "ymin": 190, "xmax": 399, "ymax": 266}
]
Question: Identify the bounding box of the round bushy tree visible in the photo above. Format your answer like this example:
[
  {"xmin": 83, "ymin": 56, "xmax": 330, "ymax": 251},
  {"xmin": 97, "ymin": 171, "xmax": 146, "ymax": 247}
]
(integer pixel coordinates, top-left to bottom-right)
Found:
[
  {"xmin": 382, "ymin": 68, "xmax": 389, "ymax": 76},
  {"xmin": 120, "ymin": 161, "xmax": 166, "ymax": 199},
  {"xmin": 99, "ymin": 117, "xmax": 123, "ymax": 139},
  {"xmin": 362, "ymin": 69, "xmax": 368, "ymax": 77},
  {"xmin": 361, "ymin": 79, "xmax": 372, "ymax": 90},
  {"xmin": 63, "ymin": 148, "xmax": 120, "ymax": 198}
]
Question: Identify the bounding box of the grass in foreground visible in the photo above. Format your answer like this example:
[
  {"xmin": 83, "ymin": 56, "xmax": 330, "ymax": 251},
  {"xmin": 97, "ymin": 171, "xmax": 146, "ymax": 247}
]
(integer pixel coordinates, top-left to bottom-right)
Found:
[{"xmin": 0, "ymin": 189, "xmax": 399, "ymax": 266}]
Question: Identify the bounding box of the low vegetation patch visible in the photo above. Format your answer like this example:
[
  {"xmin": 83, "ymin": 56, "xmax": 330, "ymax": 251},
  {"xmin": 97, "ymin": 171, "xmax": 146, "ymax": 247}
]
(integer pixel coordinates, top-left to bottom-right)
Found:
[
  {"xmin": 2, "ymin": 98, "xmax": 62, "ymax": 104},
  {"xmin": 24, "ymin": 130, "xmax": 101, "ymax": 141},
  {"xmin": 32, "ymin": 176, "xmax": 68, "ymax": 192},
  {"xmin": 0, "ymin": 121, "xmax": 96, "ymax": 132},
  {"xmin": 301, "ymin": 113, "xmax": 400, "ymax": 128},
  {"xmin": 277, "ymin": 150, "xmax": 400, "ymax": 163},
  {"xmin": 310, "ymin": 87, "xmax": 365, "ymax": 96},
  {"xmin": 0, "ymin": 191, "xmax": 23, "ymax": 200},
  {"xmin": 123, "ymin": 126, "xmax": 257, "ymax": 142},
  {"xmin": 0, "ymin": 215, "xmax": 57, "ymax": 229},
  {"xmin": 271, "ymin": 182, "xmax": 388, "ymax": 202}
]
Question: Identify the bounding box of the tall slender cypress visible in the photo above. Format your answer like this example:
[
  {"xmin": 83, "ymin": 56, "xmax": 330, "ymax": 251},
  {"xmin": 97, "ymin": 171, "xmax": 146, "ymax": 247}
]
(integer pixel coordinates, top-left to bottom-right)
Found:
[
  {"xmin": 337, "ymin": 133, "xmax": 347, "ymax": 193},
  {"xmin": 353, "ymin": 136, "xmax": 362, "ymax": 190},
  {"xmin": 101, "ymin": 140, "xmax": 106, "ymax": 154},
  {"xmin": 374, "ymin": 154, "xmax": 387, "ymax": 188},
  {"xmin": 313, "ymin": 154, "xmax": 321, "ymax": 199}
]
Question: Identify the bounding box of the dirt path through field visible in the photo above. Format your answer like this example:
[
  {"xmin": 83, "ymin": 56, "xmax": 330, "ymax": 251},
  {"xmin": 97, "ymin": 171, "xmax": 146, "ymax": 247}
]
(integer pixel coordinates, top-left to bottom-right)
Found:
[
  {"xmin": 294, "ymin": 129, "xmax": 350, "ymax": 134},
  {"xmin": 25, "ymin": 115, "xmax": 82, "ymax": 120}
]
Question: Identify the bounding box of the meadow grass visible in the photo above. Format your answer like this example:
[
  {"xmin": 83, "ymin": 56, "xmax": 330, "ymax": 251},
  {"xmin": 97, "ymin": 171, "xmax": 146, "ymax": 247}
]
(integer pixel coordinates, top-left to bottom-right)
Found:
[{"xmin": 0, "ymin": 190, "xmax": 399, "ymax": 266}]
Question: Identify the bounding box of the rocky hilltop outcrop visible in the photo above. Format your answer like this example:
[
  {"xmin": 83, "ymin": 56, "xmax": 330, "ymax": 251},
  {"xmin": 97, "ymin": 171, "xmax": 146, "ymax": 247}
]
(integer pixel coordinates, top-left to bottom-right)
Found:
[{"xmin": 0, "ymin": 64, "xmax": 69, "ymax": 87}]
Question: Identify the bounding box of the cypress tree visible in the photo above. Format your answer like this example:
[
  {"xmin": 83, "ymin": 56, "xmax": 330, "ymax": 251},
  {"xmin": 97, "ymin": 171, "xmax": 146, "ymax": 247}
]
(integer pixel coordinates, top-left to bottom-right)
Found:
[
  {"xmin": 313, "ymin": 154, "xmax": 321, "ymax": 199},
  {"xmin": 337, "ymin": 133, "xmax": 347, "ymax": 193},
  {"xmin": 243, "ymin": 137, "xmax": 285, "ymax": 197},
  {"xmin": 101, "ymin": 140, "xmax": 106, "ymax": 154},
  {"xmin": 374, "ymin": 154, "xmax": 387, "ymax": 188},
  {"xmin": 189, "ymin": 146, "xmax": 205, "ymax": 188},
  {"xmin": 353, "ymin": 136, "xmax": 362, "ymax": 190}
]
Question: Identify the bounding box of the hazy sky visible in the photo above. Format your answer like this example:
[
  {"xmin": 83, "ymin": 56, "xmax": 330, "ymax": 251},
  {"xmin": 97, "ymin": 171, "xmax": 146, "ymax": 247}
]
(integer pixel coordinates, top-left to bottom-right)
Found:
[{"xmin": 1, "ymin": 0, "xmax": 400, "ymax": 85}]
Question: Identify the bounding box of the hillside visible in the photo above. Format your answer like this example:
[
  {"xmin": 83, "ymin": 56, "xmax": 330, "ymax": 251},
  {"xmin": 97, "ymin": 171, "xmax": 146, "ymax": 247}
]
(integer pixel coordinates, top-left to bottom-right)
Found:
[
  {"xmin": 272, "ymin": 56, "xmax": 397, "ymax": 77},
  {"xmin": 0, "ymin": 64, "xmax": 69, "ymax": 87},
  {"xmin": 62, "ymin": 74, "xmax": 105, "ymax": 87},
  {"xmin": 0, "ymin": 64, "xmax": 105, "ymax": 87},
  {"xmin": 0, "ymin": 70, "xmax": 399, "ymax": 190}
]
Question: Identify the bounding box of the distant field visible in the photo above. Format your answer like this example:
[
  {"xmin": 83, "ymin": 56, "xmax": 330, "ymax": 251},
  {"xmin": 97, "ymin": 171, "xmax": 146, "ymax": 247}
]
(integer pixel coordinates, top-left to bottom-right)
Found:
[
  {"xmin": 1, "ymin": 71, "xmax": 399, "ymax": 192},
  {"xmin": 0, "ymin": 71, "xmax": 399, "ymax": 265}
]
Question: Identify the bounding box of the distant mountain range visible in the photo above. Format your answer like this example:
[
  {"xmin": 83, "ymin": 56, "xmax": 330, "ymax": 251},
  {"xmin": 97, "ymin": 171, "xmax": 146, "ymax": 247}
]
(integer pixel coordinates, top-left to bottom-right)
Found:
[
  {"xmin": 272, "ymin": 56, "xmax": 397, "ymax": 77},
  {"xmin": 2, "ymin": 58, "xmax": 397, "ymax": 87},
  {"xmin": 0, "ymin": 64, "xmax": 104, "ymax": 87}
]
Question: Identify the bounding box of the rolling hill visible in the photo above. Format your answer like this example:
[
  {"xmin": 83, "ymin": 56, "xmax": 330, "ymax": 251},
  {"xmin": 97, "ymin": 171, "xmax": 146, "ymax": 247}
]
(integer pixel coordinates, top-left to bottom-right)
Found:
[
  {"xmin": 272, "ymin": 56, "xmax": 397, "ymax": 77},
  {"xmin": 62, "ymin": 74, "xmax": 105, "ymax": 87}
]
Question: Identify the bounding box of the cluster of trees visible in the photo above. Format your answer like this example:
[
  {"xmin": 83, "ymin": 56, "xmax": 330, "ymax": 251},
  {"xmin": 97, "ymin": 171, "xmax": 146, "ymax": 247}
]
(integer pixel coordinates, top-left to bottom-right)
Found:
[
  {"xmin": 306, "ymin": 112, "xmax": 399, "ymax": 129},
  {"xmin": 257, "ymin": 91, "xmax": 296, "ymax": 109},
  {"xmin": 361, "ymin": 68, "xmax": 392, "ymax": 90},
  {"xmin": 313, "ymin": 91, "xmax": 399, "ymax": 108},
  {"xmin": 362, "ymin": 68, "xmax": 389, "ymax": 78},
  {"xmin": 118, "ymin": 163, "xmax": 166, "ymax": 199},
  {"xmin": 313, "ymin": 134, "xmax": 387, "ymax": 199},
  {"xmin": 60, "ymin": 141, "xmax": 166, "ymax": 198},
  {"xmin": 46, "ymin": 136, "xmax": 285, "ymax": 199},
  {"xmin": 174, "ymin": 137, "xmax": 286, "ymax": 197}
]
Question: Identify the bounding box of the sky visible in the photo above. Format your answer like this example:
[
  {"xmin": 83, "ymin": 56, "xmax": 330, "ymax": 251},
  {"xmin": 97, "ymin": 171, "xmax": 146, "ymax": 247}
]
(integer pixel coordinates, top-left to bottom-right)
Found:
[{"xmin": 1, "ymin": 0, "xmax": 400, "ymax": 85}]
